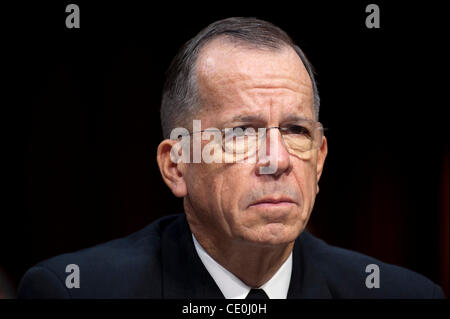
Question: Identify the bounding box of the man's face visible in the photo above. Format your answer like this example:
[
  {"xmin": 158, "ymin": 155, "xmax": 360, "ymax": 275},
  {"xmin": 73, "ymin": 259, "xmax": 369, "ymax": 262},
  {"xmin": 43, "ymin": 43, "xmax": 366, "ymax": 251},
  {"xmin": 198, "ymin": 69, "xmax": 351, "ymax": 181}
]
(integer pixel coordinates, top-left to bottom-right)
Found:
[{"xmin": 180, "ymin": 39, "xmax": 327, "ymax": 246}]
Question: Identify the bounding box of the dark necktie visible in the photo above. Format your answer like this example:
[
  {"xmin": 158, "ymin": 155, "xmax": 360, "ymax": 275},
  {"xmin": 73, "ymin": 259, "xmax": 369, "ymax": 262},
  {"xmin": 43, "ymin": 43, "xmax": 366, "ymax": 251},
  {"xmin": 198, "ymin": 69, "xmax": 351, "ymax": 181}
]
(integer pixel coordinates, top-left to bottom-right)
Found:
[{"xmin": 245, "ymin": 288, "xmax": 269, "ymax": 299}]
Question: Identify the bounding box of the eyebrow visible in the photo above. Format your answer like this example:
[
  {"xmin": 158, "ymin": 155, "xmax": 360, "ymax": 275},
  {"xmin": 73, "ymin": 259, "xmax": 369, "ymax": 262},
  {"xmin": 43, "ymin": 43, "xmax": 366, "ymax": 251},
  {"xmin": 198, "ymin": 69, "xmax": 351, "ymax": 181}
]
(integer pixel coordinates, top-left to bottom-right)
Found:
[
  {"xmin": 230, "ymin": 114, "xmax": 265, "ymax": 122},
  {"xmin": 283, "ymin": 114, "xmax": 313, "ymax": 122},
  {"xmin": 229, "ymin": 114, "xmax": 313, "ymax": 123}
]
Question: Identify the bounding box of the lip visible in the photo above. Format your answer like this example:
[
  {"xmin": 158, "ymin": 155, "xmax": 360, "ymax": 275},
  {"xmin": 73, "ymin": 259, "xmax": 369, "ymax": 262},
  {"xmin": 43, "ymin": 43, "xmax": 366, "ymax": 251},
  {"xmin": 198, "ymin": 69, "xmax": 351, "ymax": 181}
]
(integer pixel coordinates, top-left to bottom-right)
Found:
[{"xmin": 249, "ymin": 197, "xmax": 297, "ymax": 208}]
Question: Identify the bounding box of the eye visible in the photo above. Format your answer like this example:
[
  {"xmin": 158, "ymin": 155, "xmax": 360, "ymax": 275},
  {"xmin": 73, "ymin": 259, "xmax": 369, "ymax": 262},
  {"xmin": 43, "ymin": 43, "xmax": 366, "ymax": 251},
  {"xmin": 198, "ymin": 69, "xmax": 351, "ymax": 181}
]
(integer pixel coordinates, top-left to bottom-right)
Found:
[
  {"xmin": 231, "ymin": 125, "xmax": 256, "ymax": 137},
  {"xmin": 285, "ymin": 125, "xmax": 311, "ymax": 136}
]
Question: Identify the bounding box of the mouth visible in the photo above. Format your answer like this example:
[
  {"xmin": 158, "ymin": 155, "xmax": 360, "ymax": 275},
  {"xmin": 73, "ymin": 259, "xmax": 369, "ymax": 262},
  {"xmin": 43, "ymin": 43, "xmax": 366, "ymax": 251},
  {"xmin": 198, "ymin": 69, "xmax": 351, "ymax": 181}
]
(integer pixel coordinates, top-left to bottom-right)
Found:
[{"xmin": 249, "ymin": 197, "xmax": 297, "ymax": 208}]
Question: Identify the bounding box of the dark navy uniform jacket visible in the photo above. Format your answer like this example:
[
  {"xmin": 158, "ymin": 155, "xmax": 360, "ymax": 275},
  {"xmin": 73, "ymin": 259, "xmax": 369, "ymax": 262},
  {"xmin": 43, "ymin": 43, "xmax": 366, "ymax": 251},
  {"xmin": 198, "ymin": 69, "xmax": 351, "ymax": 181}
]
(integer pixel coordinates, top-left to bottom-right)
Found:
[{"xmin": 18, "ymin": 214, "xmax": 445, "ymax": 298}]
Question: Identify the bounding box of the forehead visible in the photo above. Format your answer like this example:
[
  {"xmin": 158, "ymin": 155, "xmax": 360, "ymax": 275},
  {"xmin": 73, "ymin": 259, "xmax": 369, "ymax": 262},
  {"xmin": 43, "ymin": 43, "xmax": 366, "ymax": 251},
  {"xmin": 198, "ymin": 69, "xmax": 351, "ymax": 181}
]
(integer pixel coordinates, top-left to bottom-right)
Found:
[{"xmin": 195, "ymin": 38, "xmax": 314, "ymax": 122}]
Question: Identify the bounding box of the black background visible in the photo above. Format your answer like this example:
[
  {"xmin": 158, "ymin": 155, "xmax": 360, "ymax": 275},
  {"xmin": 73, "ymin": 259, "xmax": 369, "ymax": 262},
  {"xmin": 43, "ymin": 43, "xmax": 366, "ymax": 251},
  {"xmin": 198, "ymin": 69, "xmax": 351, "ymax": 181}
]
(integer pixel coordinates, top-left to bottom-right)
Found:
[{"xmin": 2, "ymin": 1, "xmax": 448, "ymax": 298}]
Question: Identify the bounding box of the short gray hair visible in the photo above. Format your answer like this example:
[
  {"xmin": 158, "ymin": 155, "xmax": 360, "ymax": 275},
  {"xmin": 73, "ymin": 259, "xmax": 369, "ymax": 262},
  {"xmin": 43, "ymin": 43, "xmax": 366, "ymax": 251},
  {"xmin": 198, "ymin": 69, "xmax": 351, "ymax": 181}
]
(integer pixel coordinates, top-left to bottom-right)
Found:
[{"xmin": 160, "ymin": 17, "xmax": 320, "ymax": 139}]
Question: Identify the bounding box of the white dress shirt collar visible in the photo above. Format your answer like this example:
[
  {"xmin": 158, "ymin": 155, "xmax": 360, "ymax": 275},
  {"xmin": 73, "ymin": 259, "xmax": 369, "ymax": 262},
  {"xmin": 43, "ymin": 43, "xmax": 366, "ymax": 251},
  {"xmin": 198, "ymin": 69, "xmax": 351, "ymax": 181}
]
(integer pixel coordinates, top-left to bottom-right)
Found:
[{"xmin": 192, "ymin": 234, "xmax": 292, "ymax": 299}]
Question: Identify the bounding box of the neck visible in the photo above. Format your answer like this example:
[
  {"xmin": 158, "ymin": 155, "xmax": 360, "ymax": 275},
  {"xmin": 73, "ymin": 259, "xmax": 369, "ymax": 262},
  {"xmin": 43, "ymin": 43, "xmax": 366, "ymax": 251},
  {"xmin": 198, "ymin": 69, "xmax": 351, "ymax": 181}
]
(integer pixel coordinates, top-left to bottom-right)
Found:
[{"xmin": 188, "ymin": 216, "xmax": 294, "ymax": 288}]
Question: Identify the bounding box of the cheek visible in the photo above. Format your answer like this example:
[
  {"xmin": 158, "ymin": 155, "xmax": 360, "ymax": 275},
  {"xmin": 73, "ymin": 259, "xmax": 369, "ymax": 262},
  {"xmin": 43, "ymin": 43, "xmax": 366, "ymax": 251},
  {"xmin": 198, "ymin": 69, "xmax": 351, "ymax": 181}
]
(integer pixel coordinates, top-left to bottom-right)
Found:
[
  {"xmin": 219, "ymin": 166, "xmax": 248, "ymax": 211},
  {"xmin": 218, "ymin": 164, "xmax": 256, "ymax": 228},
  {"xmin": 293, "ymin": 160, "xmax": 318, "ymax": 219},
  {"xmin": 186, "ymin": 163, "xmax": 240, "ymax": 223},
  {"xmin": 185, "ymin": 164, "xmax": 220, "ymax": 211}
]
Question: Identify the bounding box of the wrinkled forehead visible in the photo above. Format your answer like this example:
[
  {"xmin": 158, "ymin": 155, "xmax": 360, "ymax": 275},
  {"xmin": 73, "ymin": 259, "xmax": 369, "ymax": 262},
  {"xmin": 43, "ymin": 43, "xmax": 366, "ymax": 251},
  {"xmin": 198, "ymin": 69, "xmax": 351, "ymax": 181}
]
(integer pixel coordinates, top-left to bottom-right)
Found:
[{"xmin": 195, "ymin": 38, "xmax": 314, "ymax": 122}]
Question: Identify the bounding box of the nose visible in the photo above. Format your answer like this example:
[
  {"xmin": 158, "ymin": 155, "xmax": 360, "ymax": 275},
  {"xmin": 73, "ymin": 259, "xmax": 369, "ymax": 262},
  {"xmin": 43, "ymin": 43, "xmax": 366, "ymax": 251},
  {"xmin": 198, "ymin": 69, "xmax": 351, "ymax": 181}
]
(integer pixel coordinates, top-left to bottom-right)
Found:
[{"xmin": 255, "ymin": 127, "xmax": 291, "ymax": 176}]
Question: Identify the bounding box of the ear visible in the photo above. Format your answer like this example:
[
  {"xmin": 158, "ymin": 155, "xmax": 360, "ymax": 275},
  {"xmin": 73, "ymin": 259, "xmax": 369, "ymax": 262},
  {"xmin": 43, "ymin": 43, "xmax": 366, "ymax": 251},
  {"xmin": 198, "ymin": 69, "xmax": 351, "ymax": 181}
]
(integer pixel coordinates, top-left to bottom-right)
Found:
[
  {"xmin": 157, "ymin": 139, "xmax": 188, "ymax": 198},
  {"xmin": 315, "ymin": 136, "xmax": 328, "ymax": 194}
]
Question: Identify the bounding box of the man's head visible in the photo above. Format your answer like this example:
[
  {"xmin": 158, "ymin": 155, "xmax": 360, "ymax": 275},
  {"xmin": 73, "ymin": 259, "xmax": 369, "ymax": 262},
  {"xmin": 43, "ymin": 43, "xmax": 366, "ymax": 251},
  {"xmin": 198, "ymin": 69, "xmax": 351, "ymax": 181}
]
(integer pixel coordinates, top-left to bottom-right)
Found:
[{"xmin": 157, "ymin": 17, "xmax": 327, "ymax": 248}]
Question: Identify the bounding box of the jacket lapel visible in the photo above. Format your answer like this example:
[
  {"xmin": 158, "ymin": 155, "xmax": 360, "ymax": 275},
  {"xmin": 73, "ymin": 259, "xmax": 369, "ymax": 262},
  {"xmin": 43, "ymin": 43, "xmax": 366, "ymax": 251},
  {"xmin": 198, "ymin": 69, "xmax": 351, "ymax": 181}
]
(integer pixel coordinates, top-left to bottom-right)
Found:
[
  {"xmin": 161, "ymin": 214, "xmax": 224, "ymax": 298},
  {"xmin": 287, "ymin": 232, "xmax": 333, "ymax": 298}
]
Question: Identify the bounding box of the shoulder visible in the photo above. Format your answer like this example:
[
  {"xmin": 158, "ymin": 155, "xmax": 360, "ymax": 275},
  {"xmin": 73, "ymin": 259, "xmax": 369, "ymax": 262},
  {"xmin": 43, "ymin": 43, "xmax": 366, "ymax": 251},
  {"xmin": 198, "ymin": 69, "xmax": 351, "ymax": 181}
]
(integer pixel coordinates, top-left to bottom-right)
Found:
[
  {"xmin": 298, "ymin": 231, "xmax": 445, "ymax": 298},
  {"xmin": 18, "ymin": 214, "xmax": 182, "ymax": 298}
]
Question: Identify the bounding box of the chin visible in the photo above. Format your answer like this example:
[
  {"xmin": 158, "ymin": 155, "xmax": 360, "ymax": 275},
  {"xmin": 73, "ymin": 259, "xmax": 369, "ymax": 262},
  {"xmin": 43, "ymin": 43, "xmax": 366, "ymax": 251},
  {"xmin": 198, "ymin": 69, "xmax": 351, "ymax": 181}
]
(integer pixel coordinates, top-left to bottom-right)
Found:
[{"xmin": 243, "ymin": 222, "xmax": 302, "ymax": 246}]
